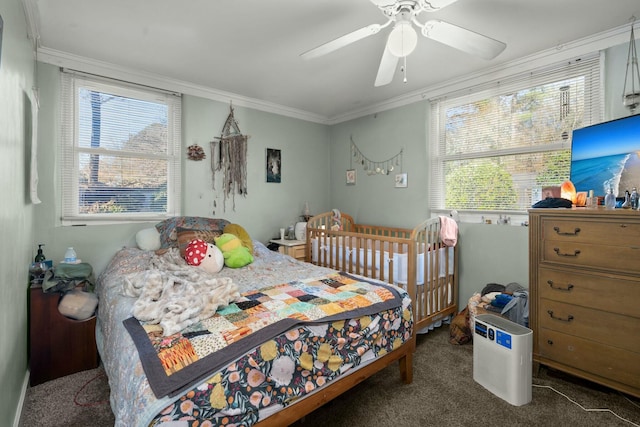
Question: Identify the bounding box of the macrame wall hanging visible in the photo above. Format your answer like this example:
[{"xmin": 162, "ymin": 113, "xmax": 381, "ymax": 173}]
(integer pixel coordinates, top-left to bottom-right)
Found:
[
  {"xmin": 350, "ymin": 135, "xmax": 403, "ymax": 176},
  {"xmin": 211, "ymin": 103, "xmax": 249, "ymax": 212}
]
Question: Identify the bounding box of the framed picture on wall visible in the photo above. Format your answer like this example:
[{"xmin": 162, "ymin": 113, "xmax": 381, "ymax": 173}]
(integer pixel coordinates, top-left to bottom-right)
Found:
[
  {"xmin": 266, "ymin": 148, "xmax": 281, "ymax": 183},
  {"xmin": 395, "ymin": 173, "xmax": 408, "ymax": 188},
  {"xmin": 346, "ymin": 169, "xmax": 356, "ymax": 185}
]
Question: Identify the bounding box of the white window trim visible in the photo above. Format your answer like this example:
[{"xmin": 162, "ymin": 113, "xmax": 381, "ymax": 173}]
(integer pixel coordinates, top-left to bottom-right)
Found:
[
  {"xmin": 60, "ymin": 70, "xmax": 182, "ymax": 225},
  {"xmin": 429, "ymin": 52, "xmax": 604, "ymax": 224}
]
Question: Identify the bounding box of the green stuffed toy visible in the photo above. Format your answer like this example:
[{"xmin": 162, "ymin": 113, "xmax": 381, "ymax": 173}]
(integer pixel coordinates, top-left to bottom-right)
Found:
[{"xmin": 214, "ymin": 233, "xmax": 254, "ymax": 268}]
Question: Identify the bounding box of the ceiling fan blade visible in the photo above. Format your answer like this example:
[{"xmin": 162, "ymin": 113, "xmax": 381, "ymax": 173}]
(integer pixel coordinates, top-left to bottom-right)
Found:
[
  {"xmin": 422, "ymin": 0, "xmax": 460, "ymax": 11},
  {"xmin": 374, "ymin": 46, "xmax": 400, "ymax": 87},
  {"xmin": 370, "ymin": 0, "xmax": 396, "ymax": 6},
  {"xmin": 301, "ymin": 24, "xmax": 383, "ymax": 60},
  {"xmin": 421, "ymin": 20, "xmax": 506, "ymax": 60}
]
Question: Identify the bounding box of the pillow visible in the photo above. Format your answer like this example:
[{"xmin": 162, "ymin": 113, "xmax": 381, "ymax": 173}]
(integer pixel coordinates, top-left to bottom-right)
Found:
[
  {"xmin": 176, "ymin": 227, "xmax": 223, "ymax": 258},
  {"xmin": 135, "ymin": 227, "xmax": 162, "ymax": 251},
  {"xmin": 223, "ymin": 223, "xmax": 254, "ymax": 253},
  {"xmin": 155, "ymin": 216, "xmax": 230, "ymax": 249}
]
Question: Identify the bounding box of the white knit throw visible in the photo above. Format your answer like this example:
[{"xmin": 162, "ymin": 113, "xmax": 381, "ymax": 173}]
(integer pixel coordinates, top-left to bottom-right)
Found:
[{"xmin": 121, "ymin": 248, "xmax": 240, "ymax": 336}]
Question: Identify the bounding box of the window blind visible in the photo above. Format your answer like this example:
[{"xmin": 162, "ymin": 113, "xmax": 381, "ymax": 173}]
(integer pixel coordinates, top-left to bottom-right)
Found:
[
  {"xmin": 429, "ymin": 53, "xmax": 602, "ymax": 213},
  {"xmin": 60, "ymin": 70, "xmax": 182, "ymax": 224}
]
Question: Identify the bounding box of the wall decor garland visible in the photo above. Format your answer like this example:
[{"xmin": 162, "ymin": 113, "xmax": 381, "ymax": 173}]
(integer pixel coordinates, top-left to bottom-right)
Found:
[
  {"xmin": 211, "ymin": 103, "xmax": 250, "ymax": 211},
  {"xmin": 350, "ymin": 135, "xmax": 403, "ymax": 176}
]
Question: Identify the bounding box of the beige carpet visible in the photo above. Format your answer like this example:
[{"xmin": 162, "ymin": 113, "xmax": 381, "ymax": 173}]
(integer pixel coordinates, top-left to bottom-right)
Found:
[{"xmin": 20, "ymin": 327, "xmax": 640, "ymax": 426}]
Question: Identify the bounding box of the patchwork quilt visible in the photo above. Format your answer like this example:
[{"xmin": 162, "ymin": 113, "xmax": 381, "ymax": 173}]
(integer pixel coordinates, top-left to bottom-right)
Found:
[{"xmin": 124, "ymin": 272, "xmax": 405, "ymax": 399}]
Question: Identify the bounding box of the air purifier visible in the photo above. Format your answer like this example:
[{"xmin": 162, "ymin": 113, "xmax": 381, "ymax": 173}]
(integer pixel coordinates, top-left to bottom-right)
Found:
[{"xmin": 473, "ymin": 314, "xmax": 533, "ymax": 406}]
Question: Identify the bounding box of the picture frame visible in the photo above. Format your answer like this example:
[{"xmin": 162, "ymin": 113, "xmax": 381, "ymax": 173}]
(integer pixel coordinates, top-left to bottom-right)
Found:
[
  {"xmin": 266, "ymin": 148, "xmax": 281, "ymax": 183},
  {"xmin": 346, "ymin": 169, "xmax": 356, "ymax": 185},
  {"xmin": 395, "ymin": 173, "xmax": 408, "ymax": 188}
]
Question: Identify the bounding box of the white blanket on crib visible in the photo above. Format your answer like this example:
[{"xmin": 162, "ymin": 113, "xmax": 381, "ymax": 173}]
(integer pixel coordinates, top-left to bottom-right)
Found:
[{"xmin": 311, "ymin": 238, "xmax": 454, "ymax": 285}]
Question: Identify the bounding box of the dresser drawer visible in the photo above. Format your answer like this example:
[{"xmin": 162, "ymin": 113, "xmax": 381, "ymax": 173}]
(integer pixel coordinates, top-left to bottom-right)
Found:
[
  {"xmin": 542, "ymin": 239, "xmax": 640, "ymax": 274},
  {"xmin": 538, "ymin": 266, "xmax": 640, "ymax": 317},
  {"xmin": 539, "ymin": 299, "xmax": 640, "ymax": 353},
  {"xmin": 537, "ymin": 328, "xmax": 640, "ymax": 390},
  {"xmin": 542, "ymin": 218, "xmax": 640, "ymax": 245}
]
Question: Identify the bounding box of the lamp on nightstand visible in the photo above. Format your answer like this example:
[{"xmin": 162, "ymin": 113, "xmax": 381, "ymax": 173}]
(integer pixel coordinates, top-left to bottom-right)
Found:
[{"xmin": 301, "ymin": 201, "xmax": 312, "ymax": 222}]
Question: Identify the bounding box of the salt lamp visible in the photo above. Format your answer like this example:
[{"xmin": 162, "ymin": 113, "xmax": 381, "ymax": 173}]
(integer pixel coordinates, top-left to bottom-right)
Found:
[{"xmin": 560, "ymin": 181, "xmax": 577, "ymax": 204}]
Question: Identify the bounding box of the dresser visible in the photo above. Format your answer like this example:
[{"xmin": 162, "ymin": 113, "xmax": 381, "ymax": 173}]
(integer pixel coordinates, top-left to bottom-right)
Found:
[{"xmin": 529, "ymin": 208, "xmax": 640, "ymax": 398}]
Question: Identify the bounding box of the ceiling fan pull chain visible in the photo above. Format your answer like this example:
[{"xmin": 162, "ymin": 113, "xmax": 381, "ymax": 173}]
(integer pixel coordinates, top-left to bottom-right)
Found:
[{"xmin": 403, "ymin": 56, "xmax": 408, "ymax": 83}]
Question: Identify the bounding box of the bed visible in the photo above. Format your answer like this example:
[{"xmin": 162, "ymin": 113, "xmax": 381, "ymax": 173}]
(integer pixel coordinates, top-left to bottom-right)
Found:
[
  {"xmin": 306, "ymin": 211, "xmax": 459, "ymax": 334},
  {"xmin": 95, "ymin": 216, "xmax": 415, "ymax": 427}
]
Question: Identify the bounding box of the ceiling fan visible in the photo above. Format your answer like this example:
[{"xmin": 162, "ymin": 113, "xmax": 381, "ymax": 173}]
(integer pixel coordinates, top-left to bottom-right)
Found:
[{"xmin": 301, "ymin": 0, "xmax": 506, "ymax": 86}]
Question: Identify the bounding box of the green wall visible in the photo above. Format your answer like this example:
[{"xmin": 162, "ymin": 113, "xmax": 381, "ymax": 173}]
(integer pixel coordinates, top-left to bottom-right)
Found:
[
  {"xmin": 327, "ymin": 101, "xmax": 531, "ymax": 306},
  {"xmin": 329, "ymin": 103, "xmax": 430, "ymax": 227},
  {"xmin": 4, "ymin": 2, "xmax": 637, "ymax": 422},
  {"xmin": 32, "ymin": 64, "xmax": 332, "ymax": 276},
  {"xmin": 0, "ymin": 0, "xmax": 36, "ymax": 423},
  {"xmin": 327, "ymin": 47, "xmax": 634, "ymax": 308}
]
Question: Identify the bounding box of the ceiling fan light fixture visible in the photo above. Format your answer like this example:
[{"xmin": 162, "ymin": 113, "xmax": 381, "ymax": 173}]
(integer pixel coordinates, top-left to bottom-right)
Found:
[{"xmin": 387, "ymin": 21, "xmax": 418, "ymax": 58}]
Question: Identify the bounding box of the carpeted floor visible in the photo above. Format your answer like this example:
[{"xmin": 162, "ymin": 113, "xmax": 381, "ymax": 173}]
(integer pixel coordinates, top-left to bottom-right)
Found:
[{"xmin": 19, "ymin": 327, "xmax": 640, "ymax": 427}]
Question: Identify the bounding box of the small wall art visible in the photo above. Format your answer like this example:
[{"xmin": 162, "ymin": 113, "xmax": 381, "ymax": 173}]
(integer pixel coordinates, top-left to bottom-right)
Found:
[
  {"xmin": 266, "ymin": 148, "xmax": 281, "ymax": 183},
  {"xmin": 346, "ymin": 169, "xmax": 356, "ymax": 185},
  {"xmin": 395, "ymin": 173, "xmax": 408, "ymax": 188}
]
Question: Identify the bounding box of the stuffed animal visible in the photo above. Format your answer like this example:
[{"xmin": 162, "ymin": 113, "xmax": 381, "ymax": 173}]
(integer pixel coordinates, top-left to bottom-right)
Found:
[
  {"xmin": 331, "ymin": 208, "xmax": 342, "ymax": 231},
  {"xmin": 215, "ymin": 233, "xmax": 254, "ymax": 268},
  {"xmin": 223, "ymin": 223, "xmax": 254, "ymax": 253},
  {"xmin": 184, "ymin": 238, "xmax": 224, "ymax": 274},
  {"xmin": 449, "ymin": 307, "xmax": 472, "ymax": 345}
]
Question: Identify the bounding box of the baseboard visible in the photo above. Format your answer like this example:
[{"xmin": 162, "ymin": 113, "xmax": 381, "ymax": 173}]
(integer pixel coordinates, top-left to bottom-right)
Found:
[{"xmin": 13, "ymin": 370, "xmax": 29, "ymax": 427}]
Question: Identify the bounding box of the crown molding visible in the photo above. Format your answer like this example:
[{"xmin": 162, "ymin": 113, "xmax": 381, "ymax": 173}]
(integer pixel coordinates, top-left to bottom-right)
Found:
[
  {"xmin": 20, "ymin": 0, "xmax": 40, "ymax": 50},
  {"xmin": 35, "ymin": 47, "xmax": 330, "ymax": 125},
  {"xmin": 29, "ymin": 6, "xmax": 637, "ymax": 128},
  {"xmin": 325, "ymin": 22, "xmax": 637, "ymax": 125}
]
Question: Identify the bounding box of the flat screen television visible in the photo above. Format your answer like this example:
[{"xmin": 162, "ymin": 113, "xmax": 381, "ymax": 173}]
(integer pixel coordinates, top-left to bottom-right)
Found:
[{"xmin": 570, "ymin": 113, "xmax": 640, "ymax": 197}]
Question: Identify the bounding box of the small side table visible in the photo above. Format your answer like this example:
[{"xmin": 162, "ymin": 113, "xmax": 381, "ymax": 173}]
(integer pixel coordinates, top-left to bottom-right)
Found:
[
  {"xmin": 29, "ymin": 284, "xmax": 99, "ymax": 386},
  {"xmin": 269, "ymin": 239, "xmax": 307, "ymax": 262}
]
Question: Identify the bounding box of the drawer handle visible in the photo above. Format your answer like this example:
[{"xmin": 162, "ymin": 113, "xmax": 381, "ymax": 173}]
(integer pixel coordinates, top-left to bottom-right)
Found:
[
  {"xmin": 553, "ymin": 226, "xmax": 581, "ymax": 236},
  {"xmin": 547, "ymin": 310, "xmax": 574, "ymax": 322},
  {"xmin": 547, "ymin": 280, "xmax": 574, "ymax": 292},
  {"xmin": 553, "ymin": 248, "xmax": 581, "ymax": 257},
  {"xmin": 547, "ymin": 339, "xmax": 554, "ymax": 346}
]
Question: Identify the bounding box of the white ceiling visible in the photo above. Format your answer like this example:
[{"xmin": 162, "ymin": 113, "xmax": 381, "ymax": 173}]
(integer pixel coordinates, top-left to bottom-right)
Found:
[{"xmin": 27, "ymin": 0, "xmax": 640, "ymax": 122}]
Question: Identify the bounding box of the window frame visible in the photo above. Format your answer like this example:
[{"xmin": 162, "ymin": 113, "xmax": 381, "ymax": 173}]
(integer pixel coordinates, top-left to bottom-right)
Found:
[
  {"xmin": 429, "ymin": 53, "xmax": 603, "ymax": 223},
  {"xmin": 60, "ymin": 70, "xmax": 182, "ymax": 225}
]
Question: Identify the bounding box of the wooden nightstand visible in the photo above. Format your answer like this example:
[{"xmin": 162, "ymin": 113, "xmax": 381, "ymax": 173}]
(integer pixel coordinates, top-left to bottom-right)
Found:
[
  {"xmin": 29, "ymin": 284, "xmax": 99, "ymax": 386},
  {"xmin": 269, "ymin": 239, "xmax": 307, "ymax": 261}
]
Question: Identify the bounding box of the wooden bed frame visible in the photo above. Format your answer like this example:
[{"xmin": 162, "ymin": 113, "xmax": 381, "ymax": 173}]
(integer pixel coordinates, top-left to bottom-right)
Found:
[{"xmin": 255, "ymin": 212, "xmax": 457, "ymax": 425}]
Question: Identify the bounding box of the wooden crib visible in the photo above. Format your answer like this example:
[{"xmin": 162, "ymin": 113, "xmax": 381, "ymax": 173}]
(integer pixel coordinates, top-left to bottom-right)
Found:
[{"xmin": 305, "ymin": 211, "xmax": 458, "ymax": 333}]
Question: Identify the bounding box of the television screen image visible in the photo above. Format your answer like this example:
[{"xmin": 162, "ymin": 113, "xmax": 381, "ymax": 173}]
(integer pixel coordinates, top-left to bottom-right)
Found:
[{"xmin": 570, "ymin": 114, "xmax": 640, "ymax": 197}]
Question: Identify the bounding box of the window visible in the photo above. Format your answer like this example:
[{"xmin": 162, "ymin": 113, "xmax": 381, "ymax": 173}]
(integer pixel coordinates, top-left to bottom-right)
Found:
[
  {"xmin": 429, "ymin": 54, "xmax": 602, "ymax": 218},
  {"xmin": 60, "ymin": 71, "xmax": 182, "ymax": 224}
]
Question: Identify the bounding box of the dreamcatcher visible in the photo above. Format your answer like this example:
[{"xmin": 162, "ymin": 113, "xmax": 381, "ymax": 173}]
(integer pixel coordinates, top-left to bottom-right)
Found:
[{"xmin": 211, "ymin": 103, "xmax": 249, "ymax": 212}]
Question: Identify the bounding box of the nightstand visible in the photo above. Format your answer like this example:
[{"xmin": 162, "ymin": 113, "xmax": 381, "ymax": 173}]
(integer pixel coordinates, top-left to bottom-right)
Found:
[
  {"xmin": 28, "ymin": 284, "xmax": 99, "ymax": 386},
  {"xmin": 269, "ymin": 239, "xmax": 307, "ymax": 261}
]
